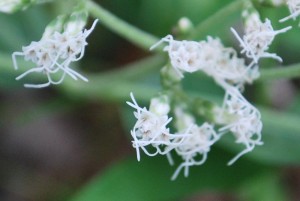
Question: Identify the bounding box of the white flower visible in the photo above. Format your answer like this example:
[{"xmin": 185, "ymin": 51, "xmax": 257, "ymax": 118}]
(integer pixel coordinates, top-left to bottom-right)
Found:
[
  {"xmin": 231, "ymin": 13, "xmax": 291, "ymax": 64},
  {"xmin": 150, "ymin": 35, "xmax": 204, "ymax": 77},
  {"xmin": 280, "ymin": 0, "xmax": 300, "ymax": 22},
  {"xmin": 171, "ymin": 123, "xmax": 219, "ymax": 180},
  {"xmin": 126, "ymin": 92, "xmax": 189, "ymax": 161},
  {"xmin": 219, "ymin": 89, "xmax": 263, "ymax": 165},
  {"xmin": 12, "ymin": 19, "xmax": 98, "ymax": 88}
]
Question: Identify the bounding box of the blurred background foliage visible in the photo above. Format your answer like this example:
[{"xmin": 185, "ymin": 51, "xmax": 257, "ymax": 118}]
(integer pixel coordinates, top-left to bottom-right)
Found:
[{"xmin": 1, "ymin": 0, "xmax": 300, "ymax": 201}]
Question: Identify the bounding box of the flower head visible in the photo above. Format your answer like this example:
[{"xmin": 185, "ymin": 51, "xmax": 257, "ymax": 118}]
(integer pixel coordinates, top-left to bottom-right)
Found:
[
  {"xmin": 219, "ymin": 90, "xmax": 263, "ymax": 165},
  {"xmin": 150, "ymin": 35, "xmax": 204, "ymax": 77},
  {"xmin": 171, "ymin": 123, "xmax": 219, "ymax": 180},
  {"xmin": 12, "ymin": 13, "xmax": 98, "ymax": 88},
  {"xmin": 126, "ymin": 93, "xmax": 189, "ymax": 161},
  {"xmin": 231, "ymin": 12, "xmax": 291, "ymax": 64}
]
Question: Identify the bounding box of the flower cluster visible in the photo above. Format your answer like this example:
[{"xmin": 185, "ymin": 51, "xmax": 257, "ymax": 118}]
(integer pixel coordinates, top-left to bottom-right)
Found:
[
  {"xmin": 129, "ymin": 22, "xmax": 268, "ymax": 178},
  {"xmin": 12, "ymin": 14, "xmax": 98, "ymax": 88},
  {"xmin": 127, "ymin": 93, "xmax": 221, "ymax": 180},
  {"xmin": 128, "ymin": 87, "xmax": 261, "ymax": 179},
  {"xmin": 231, "ymin": 11, "xmax": 291, "ymax": 66},
  {"xmin": 126, "ymin": 1, "xmax": 295, "ymax": 180},
  {"xmin": 151, "ymin": 35, "xmax": 259, "ymax": 91}
]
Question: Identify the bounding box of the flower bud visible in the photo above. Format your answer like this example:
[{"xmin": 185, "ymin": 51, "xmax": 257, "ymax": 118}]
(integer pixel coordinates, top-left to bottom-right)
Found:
[{"xmin": 149, "ymin": 95, "xmax": 170, "ymax": 116}]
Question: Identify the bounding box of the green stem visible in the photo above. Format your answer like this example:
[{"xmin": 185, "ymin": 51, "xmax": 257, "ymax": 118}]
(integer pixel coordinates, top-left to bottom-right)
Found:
[
  {"xmin": 260, "ymin": 63, "xmax": 300, "ymax": 80},
  {"xmin": 188, "ymin": 0, "xmax": 247, "ymax": 40},
  {"xmin": 94, "ymin": 54, "xmax": 165, "ymax": 81},
  {"xmin": 59, "ymin": 55, "xmax": 165, "ymax": 102},
  {"xmin": 85, "ymin": 0, "xmax": 159, "ymax": 51},
  {"xmin": 2, "ymin": 52, "xmax": 165, "ymax": 102}
]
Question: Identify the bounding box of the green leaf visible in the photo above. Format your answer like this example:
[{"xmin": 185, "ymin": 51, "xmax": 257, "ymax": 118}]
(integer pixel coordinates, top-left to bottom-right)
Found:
[{"xmin": 69, "ymin": 149, "xmax": 269, "ymax": 201}]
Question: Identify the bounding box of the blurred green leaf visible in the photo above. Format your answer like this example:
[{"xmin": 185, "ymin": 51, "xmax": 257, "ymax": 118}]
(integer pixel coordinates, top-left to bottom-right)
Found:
[
  {"xmin": 287, "ymin": 93, "xmax": 300, "ymax": 115},
  {"xmin": 0, "ymin": 6, "xmax": 50, "ymax": 52},
  {"xmin": 239, "ymin": 172, "xmax": 288, "ymax": 201},
  {"xmin": 69, "ymin": 149, "xmax": 270, "ymax": 201},
  {"xmin": 0, "ymin": 15, "xmax": 28, "ymax": 51}
]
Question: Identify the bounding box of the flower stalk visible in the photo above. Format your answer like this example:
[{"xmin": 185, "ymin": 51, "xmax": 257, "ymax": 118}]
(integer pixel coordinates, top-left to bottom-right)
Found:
[{"xmin": 85, "ymin": 0, "xmax": 159, "ymax": 51}]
